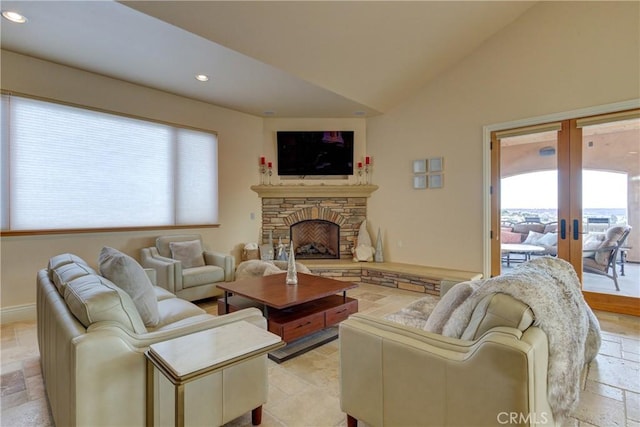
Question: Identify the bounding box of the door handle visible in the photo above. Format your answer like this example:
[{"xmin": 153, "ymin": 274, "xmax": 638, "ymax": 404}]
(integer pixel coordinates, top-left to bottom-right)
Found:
[
  {"xmin": 560, "ymin": 219, "xmax": 566, "ymax": 240},
  {"xmin": 573, "ymin": 219, "xmax": 579, "ymax": 240}
]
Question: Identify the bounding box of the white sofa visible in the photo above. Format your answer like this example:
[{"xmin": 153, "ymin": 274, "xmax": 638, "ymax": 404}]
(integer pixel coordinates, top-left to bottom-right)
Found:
[{"xmin": 37, "ymin": 252, "xmax": 269, "ymax": 427}]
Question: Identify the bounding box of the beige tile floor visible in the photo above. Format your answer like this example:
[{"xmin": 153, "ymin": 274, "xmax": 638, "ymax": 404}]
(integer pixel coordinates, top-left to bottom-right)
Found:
[{"xmin": 2, "ymin": 283, "xmax": 639, "ymax": 426}]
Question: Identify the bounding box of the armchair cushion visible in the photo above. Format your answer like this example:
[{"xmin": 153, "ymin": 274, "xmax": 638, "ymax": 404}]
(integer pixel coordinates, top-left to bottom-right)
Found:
[
  {"xmin": 182, "ymin": 265, "xmax": 225, "ymax": 288},
  {"xmin": 99, "ymin": 246, "xmax": 160, "ymax": 327},
  {"xmin": 169, "ymin": 239, "xmax": 206, "ymax": 268}
]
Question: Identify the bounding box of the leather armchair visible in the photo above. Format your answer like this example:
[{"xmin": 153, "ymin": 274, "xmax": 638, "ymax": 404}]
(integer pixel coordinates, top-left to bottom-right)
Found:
[
  {"xmin": 340, "ymin": 295, "xmax": 555, "ymax": 427},
  {"xmin": 141, "ymin": 234, "xmax": 235, "ymax": 301}
]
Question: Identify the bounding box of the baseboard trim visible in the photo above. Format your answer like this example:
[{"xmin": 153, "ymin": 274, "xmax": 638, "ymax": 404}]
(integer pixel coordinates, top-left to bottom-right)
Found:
[{"xmin": 1, "ymin": 303, "xmax": 36, "ymax": 324}]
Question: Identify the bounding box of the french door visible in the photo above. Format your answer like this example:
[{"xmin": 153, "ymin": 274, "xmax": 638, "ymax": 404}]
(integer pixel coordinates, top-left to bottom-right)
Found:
[{"xmin": 490, "ymin": 110, "xmax": 639, "ymax": 316}]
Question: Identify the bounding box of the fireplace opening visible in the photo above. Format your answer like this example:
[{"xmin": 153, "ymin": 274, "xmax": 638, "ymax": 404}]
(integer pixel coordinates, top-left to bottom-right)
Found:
[{"xmin": 290, "ymin": 220, "xmax": 339, "ymax": 259}]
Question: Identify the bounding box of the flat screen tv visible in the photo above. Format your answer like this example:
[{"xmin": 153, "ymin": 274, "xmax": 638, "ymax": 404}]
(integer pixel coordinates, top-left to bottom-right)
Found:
[{"xmin": 277, "ymin": 131, "xmax": 354, "ymax": 176}]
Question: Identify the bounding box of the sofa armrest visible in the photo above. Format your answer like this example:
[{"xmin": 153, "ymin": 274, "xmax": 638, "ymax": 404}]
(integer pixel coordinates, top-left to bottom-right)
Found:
[
  {"xmin": 339, "ymin": 314, "xmax": 551, "ymax": 426},
  {"xmin": 204, "ymin": 250, "xmax": 235, "ymax": 281},
  {"xmin": 140, "ymin": 247, "xmax": 182, "ymax": 293},
  {"xmin": 87, "ymin": 308, "xmax": 266, "ymax": 347}
]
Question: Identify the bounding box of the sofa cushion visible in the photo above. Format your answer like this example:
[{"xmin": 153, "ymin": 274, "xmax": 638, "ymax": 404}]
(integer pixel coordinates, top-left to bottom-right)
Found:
[
  {"xmin": 461, "ymin": 293, "xmax": 534, "ymax": 341},
  {"xmin": 99, "ymin": 247, "xmax": 160, "ymax": 327},
  {"xmin": 424, "ymin": 281, "xmax": 478, "ymax": 334},
  {"xmin": 154, "ymin": 286, "xmax": 177, "ymax": 301},
  {"xmin": 52, "ymin": 262, "xmax": 97, "ymax": 294},
  {"xmin": 169, "ymin": 239, "xmax": 206, "ymax": 268},
  {"xmin": 150, "ymin": 298, "xmax": 207, "ymax": 330},
  {"xmin": 48, "ymin": 253, "xmax": 90, "ymax": 281},
  {"xmin": 64, "ymin": 274, "xmax": 147, "ymax": 334}
]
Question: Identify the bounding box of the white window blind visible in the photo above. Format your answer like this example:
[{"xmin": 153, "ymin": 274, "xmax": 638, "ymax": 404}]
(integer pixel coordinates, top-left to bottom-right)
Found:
[{"xmin": 1, "ymin": 94, "xmax": 218, "ymax": 231}]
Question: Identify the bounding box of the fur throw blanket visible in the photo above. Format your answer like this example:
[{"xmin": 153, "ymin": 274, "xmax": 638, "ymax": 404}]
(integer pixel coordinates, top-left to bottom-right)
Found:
[{"xmin": 441, "ymin": 257, "xmax": 601, "ymax": 421}]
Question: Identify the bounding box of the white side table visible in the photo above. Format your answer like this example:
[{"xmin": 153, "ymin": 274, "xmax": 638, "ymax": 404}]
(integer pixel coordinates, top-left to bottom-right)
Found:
[{"xmin": 145, "ymin": 321, "xmax": 284, "ymax": 427}]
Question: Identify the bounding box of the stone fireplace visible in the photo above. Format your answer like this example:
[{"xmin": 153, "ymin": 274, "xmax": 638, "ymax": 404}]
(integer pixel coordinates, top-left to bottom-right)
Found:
[{"xmin": 251, "ymin": 185, "xmax": 378, "ymax": 260}]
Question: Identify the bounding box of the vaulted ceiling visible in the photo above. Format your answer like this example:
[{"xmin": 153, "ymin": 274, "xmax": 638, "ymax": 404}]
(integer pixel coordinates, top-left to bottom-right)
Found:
[{"xmin": 1, "ymin": 1, "xmax": 536, "ymax": 117}]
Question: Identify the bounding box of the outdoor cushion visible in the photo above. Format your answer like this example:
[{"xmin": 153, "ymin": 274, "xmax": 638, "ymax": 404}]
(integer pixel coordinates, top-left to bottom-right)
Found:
[{"xmin": 501, "ymin": 230, "xmax": 522, "ymax": 243}]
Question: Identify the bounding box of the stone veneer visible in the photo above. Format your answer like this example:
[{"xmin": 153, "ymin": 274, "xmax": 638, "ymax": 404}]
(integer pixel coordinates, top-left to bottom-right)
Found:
[
  {"xmin": 261, "ymin": 196, "xmax": 366, "ymax": 259},
  {"xmin": 252, "ymin": 185, "xmax": 378, "ymax": 260}
]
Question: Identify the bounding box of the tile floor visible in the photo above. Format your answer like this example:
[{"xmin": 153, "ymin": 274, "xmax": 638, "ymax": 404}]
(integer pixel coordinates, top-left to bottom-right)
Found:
[{"xmin": 1, "ymin": 283, "xmax": 639, "ymax": 426}]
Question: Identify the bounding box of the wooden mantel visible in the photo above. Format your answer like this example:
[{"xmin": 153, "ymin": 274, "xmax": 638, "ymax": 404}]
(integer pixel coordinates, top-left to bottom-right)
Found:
[{"xmin": 250, "ymin": 184, "xmax": 378, "ymax": 198}]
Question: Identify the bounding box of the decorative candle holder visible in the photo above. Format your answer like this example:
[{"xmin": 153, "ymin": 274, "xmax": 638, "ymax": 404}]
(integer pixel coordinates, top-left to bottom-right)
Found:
[
  {"xmin": 357, "ymin": 162, "xmax": 364, "ymax": 185},
  {"xmin": 267, "ymin": 163, "xmax": 273, "ymax": 185},
  {"xmin": 364, "ymin": 157, "xmax": 372, "ymax": 185},
  {"xmin": 260, "ymin": 165, "xmax": 267, "ymax": 185}
]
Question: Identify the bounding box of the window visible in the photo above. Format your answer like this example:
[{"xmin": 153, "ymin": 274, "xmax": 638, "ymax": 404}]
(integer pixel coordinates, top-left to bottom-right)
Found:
[{"xmin": 1, "ymin": 94, "xmax": 218, "ymax": 232}]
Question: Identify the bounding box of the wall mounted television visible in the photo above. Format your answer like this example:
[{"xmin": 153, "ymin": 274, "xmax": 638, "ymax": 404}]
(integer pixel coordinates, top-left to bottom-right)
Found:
[{"xmin": 276, "ymin": 131, "xmax": 354, "ymax": 176}]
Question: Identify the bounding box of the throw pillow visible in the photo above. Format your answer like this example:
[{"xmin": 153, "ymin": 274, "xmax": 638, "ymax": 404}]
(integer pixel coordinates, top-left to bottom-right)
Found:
[
  {"xmin": 523, "ymin": 230, "xmax": 544, "ymax": 245},
  {"xmin": 501, "ymin": 230, "xmax": 522, "ymax": 244},
  {"xmin": 583, "ymin": 233, "xmax": 605, "ymax": 251},
  {"xmin": 424, "ymin": 281, "xmax": 479, "ymax": 334},
  {"xmin": 537, "ymin": 232, "xmax": 558, "ymax": 246},
  {"xmin": 169, "ymin": 240, "xmax": 205, "ymax": 268},
  {"xmin": 98, "ymin": 246, "xmax": 160, "ymax": 327}
]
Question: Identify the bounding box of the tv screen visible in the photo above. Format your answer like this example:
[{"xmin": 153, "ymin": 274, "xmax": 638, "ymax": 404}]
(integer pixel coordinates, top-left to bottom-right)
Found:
[{"xmin": 277, "ymin": 131, "xmax": 354, "ymax": 176}]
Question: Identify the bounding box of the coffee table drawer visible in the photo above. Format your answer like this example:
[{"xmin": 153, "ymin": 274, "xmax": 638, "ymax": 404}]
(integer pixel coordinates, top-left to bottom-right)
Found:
[
  {"xmin": 325, "ymin": 299, "xmax": 358, "ymax": 326},
  {"xmin": 275, "ymin": 312, "xmax": 325, "ymax": 343}
]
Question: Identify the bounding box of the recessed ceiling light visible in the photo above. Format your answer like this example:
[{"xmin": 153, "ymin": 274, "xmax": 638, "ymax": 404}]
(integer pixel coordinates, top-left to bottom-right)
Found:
[
  {"xmin": 2, "ymin": 11, "xmax": 27, "ymax": 23},
  {"xmin": 195, "ymin": 74, "xmax": 209, "ymax": 82},
  {"xmin": 263, "ymin": 111, "xmax": 276, "ymax": 116},
  {"xmin": 353, "ymin": 111, "xmax": 366, "ymax": 116}
]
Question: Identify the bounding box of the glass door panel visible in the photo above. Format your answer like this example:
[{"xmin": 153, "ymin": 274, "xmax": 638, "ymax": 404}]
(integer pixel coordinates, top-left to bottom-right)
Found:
[
  {"xmin": 497, "ymin": 130, "xmax": 560, "ymax": 275},
  {"xmin": 580, "ymin": 118, "xmax": 639, "ymax": 299}
]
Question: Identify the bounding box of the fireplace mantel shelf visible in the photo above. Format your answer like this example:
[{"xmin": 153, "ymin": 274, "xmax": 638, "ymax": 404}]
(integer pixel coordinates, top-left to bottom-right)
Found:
[{"xmin": 250, "ymin": 184, "xmax": 378, "ymax": 198}]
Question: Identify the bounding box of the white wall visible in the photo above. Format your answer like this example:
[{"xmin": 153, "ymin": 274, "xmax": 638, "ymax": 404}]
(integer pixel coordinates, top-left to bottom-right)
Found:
[
  {"xmin": 0, "ymin": 50, "xmax": 264, "ymax": 315},
  {"xmin": 366, "ymin": 1, "xmax": 640, "ymax": 272}
]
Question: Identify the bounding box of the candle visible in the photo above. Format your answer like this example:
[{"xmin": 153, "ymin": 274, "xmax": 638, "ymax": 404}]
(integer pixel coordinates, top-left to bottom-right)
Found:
[
  {"xmin": 268, "ymin": 162, "xmax": 272, "ymax": 168},
  {"xmin": 365, "ymin": 156, "xmax": 371, "ymax": 165},
  {"xmin": 260, "ymin": 156, "xmax": 265, "ymax": 165},
  {"xmin": 357, "ymin": 162, "xmax": 363, "ymax": 169}
]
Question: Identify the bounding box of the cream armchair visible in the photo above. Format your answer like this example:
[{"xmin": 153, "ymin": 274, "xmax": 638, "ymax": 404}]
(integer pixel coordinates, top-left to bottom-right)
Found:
[
  {"xmin": 340, "ymin": 257, "xmax": 601, "ymax": 427},
  {"xmin": 340, "ymin": 299, "xmax": 554, "ymax": 427},
  {"xmin": 141, "ymin": 234, "xmax": 234, "ymax": 301}
]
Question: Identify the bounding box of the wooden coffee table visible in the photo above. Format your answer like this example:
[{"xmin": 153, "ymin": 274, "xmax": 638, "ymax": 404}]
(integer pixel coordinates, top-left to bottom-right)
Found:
[{"xmin": 217, "ymin": 273, "xmax": 358, "ymax": 346}]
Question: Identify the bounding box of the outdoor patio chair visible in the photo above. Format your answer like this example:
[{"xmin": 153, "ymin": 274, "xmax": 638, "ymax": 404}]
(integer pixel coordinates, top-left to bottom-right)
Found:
[{"xmin": 583, "ymin": 225, "xmax": 632, "ymax": 291}]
